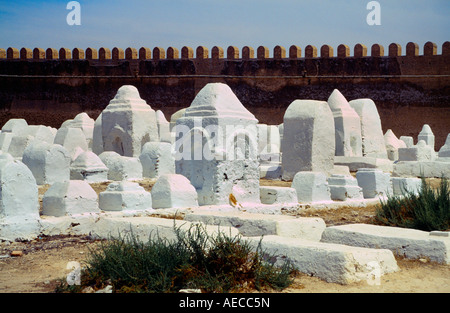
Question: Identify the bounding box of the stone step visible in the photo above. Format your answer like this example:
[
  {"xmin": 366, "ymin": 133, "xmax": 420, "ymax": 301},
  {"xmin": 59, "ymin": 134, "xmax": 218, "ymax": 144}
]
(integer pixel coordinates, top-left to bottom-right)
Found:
[
  {"xmin": 184, "ymin": 211, "xmax": 326, "ymax": 241},
  {"xmin": 321, "ymin": 224, "xmax": 450, "ymax": 264},
  {"xmin": 246, "ymin": 235, "xmax": 399, "ymax": 285}
]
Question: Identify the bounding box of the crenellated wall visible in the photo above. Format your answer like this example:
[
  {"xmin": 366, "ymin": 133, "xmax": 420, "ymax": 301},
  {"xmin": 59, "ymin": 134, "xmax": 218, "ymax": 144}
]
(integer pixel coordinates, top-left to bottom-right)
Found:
[
  {"xmin": 1, "ymin": 41, "xmax": 449, "ymax": 146},
  {"xmin": 2, "ymin": 41, "xmax": 449, "ymax": 60}
]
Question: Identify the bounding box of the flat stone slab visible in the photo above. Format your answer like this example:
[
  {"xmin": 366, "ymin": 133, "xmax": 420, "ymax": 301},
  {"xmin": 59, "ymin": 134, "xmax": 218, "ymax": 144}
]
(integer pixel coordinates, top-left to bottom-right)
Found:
[
  {"xmin": 247, "ymin": 235, "xmax": 399, "ymax": 285},
  {"xmin": 321, "ymin": 224, "xmax": 450, "ymax": 264},
  {"xmin": 393, "ymin": 161, "xmax": 450, "ymax": 179},
  {"xmin": 334, "ymin": 156, "xmax": 393, "ymax": 172},
  {"xmin": 259, "ymin": 186, "xmax": 298, "ymax": 205},
  {"xmin": 184, "ymin": 211, "xmax": 326, "ymax": 241},
  {"xmin": 39, "ymin": 212, "xmax": 239, "ymax": 242}
]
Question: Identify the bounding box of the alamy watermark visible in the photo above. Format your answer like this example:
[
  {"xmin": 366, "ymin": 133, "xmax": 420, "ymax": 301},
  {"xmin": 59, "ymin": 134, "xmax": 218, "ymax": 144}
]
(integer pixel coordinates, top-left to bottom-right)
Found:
[
  {"xmin": 66, "ymin": 1, "xmax": 81, "ymax": 26},
  {"xmin": 367, "ymin": 1, "xmax": 381, "ymax": 26},
  {"xmin": 66, "ymin": 261, "xmax": 81, "ymax": 285}
]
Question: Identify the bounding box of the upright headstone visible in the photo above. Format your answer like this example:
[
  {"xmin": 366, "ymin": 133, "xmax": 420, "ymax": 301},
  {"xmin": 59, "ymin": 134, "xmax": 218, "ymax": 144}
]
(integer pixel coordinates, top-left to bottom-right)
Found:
[
  {"xmin": 92, "ymin": 113, "xmax": 104, "ymax": 155},
  {"xmin": 282, "ymin": 100, "xmax": 335, "ymax": 180},
  {"xmin": 22, "ymin": 140, "xmax": 71, "ymax": 185},
  {"xmin": 0, "ymin": 119, "xmax": 29, "ymax": 155},
  {"xmin": 291, "ymin": 171, "xmax": 331, "ymax": 202},
  {"xmin": 391, "ymin": 177, "xmax": 422, "ymax": 196},
  {"xmin": 349, "ymin": 99, "xmax": 388, "ymax": 159},
  {"xmin": 99, "ymin": 181, "xmax": 152, "ymax": 212},
  {"xmin": 327, "ymin": 89, "xmax": 362, "ymax": 157},
  {"xmin": 68, "ymin": 112, "xmax": 95, "ymax": 150},
  {"xmin": 1, "ymin": 118, "xmax": 28, "ymax": 135},
  {"xmin": 139, "ymin": 141, "xmax": 175, "ymax": 178},
  {"xmin": 26, "ymin": 125, "xmax": 56, "ymax": 144},
  {"xmin": 438, "ymin": 134, "xmax": 450, "ymax": 158},
  {"xmin": 151, "ymin": 174, "xmax": 198, "ymax": 209},
  {"xmin": 0, "ymin": 153, "xmax": 40, "ymax": 240},
  {"xmin": 400, "ymin": 136, "xmax": 414, "ymax": 148},
  {"xmin": 156, "ymin": 110, "xmax": 172, "ymax": 143},
  {"xmin": 99, "ymin": 151, "xmax": 143, "ymax": 181},
  {"xmin": 53, "ymin": 127, "xmax": 88, "ymax": 161},
  {"xmin": 384, "ymin": 129, "xmax": 406, "ymax": 161},
  {"xmin": 70, "ymin": 151, "xmax": 109, "ymax": 182},
  {"xmin": 7, "ymin": 135, "xmax": 35, "ymax": 159},
  {"xmin": 42, "ymin": 180, "xmax": 99, "ymax": 217}
]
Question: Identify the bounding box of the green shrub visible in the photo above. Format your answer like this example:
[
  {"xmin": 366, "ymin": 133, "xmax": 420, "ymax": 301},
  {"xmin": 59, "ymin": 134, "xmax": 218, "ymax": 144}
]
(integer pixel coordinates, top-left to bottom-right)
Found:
[
  {"xmin": 56, "ymin": 223, "xmax": 296, "ymax": 293},
  {"xmin": 374, "ymin": 178, "xmax": 450, "ymax": 231}
]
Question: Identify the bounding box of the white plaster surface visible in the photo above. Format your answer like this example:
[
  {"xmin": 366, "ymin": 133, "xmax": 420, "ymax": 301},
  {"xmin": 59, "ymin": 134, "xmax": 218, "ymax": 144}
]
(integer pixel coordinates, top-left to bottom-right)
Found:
[
  {"xmin": 70, "ymin": 150, "xmax": 109, "ymax": 182},
  {"xmin": 156, "ymin": 110, "xmax": 172, "ymax": 143},
  {"xmin": 175, "ymin": 83, "xmax": 260, "ymax": 206},
  {"xmin": 184, "ymin": 211, "xmax": 325, "ymax": 241},
  {"xmin": 42, "ymin": 180, "xmax": 99, "ymax": 217},
  {"xmin": 0, "ymin": 154, "xmax": 40, "ymax": 241},
  {"xmin": 291, "ymin": 171, "xmax": 331, "ymax": 202},
  {"xmin": 384, "ymin": 129, "xmax": 406, "ymax": 161},
  {"xmin": 99, "ymin": 181, "xmax": 152, "ymax": 211},
  {"xmin": 391, "ymin": 177, "xmax": 422, "ymax": 196},
  {"xmin": 140, "ymin": 141, "xmax": 175, "ymax": 178},
  {"xmin": 151, "ymin": 174, "xmax": 198, "ymax": 209},
  {"xmin": 438, "ymin": 134, "xmax": 450, "ymax": 158},
  {"xmin": 356, "ymin": 168, "xmax": 392, "ymax": 199},
  {"xmin": 398, "ymin": 140, "xmax": 436, "ymax": 162},
  {"xmin": 101, "ymin": 85, "xmax": 159, "ymax": 157},
  {"xmin": 321, "ymin": 224, "xmax": 450, "ymax": 264},
  {"xmin": 247, "ymin": 235, "xmax": 399, "ymax": 285},
  {"xmin": 99, "ymin": 151, "xmax": 143, "ymax": 181},
  {"xmin": 22, "ymin": 140, "xmax": 71, "ymax": 185},
  {"xmin": 53, "ymin": 127, "xmax": 88, "ymax": 161},
  {"xmin": 418, "ymin": 124, "xmax": 435, "ymax": 150},
  {"xmin": 282, "ymin": 100, "xmax": 335, "ymax": 180},
  {"xmin": 259, "ymin": 186, "xmax": 298, "ymax": 205},
  {"xmin": 327, "ymin": 174, "xmax": 364, "ymax": 201},
  {"xmin": 349, "ymin": 98, "xmax": 388, "ymax": 159},
  {"xmin": 327, "ymin": 89, "xmax": 362, "ymax": 157}
]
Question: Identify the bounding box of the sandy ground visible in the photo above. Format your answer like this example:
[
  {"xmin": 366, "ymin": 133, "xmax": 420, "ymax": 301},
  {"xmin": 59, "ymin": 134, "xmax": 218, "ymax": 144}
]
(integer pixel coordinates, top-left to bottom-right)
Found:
[{"xmin": 0, "ymin": 178, "xmax": 449, "ymax": 293}]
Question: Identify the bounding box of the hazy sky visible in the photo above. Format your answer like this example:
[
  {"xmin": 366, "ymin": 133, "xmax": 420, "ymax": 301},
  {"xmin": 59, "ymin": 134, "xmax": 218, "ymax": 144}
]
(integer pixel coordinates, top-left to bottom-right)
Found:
[{"xmin": 0, "ymin": 0, "xmax": 449, "ymax": 56}]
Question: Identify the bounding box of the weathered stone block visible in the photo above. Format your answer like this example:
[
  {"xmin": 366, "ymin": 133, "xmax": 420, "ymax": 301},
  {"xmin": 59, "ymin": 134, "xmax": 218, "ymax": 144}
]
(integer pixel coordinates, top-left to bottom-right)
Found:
[
  {"xmin": 327, "ymin": 174, "xmax": 364, "ymax": 201},
  {"xmin": 42, "ymin": 180, "xmax": 99, "ymax": 217},
  {"xmin": 151, "ymin": 174, "xmax": 198, "ymax": 209},
  {"xmin": 247, "ymin": 235, "xmax": 399, "ymax": 284},
  {"xmin": 70, "ymin": 151, "xmax": 109, "ymax": 182},
  {"xmin": 321, "ymin": 224, "xmax": 450, "ymax": 264},
  {"xmin": 391, "ymin": 177, "xmax": 422, "ymax": 196},
  {"xmin": 259, "ymin": 186, "xmax": 298, "ymax": 205},
  {"xmin": 356, "ymin": 168, "xmax": 392, "ymax": 198},
  {"xmin": 99, "ymin": 181, "xmax": 152, "ymax": 211},
  {"xmin": 291, "ymin": 171, "xmax": 331, "ymax": 202},
  {"xmin": 99, "ymin": 151, "xmax": 142, "ymax": 181}
]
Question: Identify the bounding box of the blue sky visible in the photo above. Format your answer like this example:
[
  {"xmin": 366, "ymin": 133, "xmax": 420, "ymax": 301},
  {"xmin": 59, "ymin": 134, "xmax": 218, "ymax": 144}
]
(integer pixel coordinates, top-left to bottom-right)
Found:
[{"xmin": 0, "ymin": 0, "xmax": 449, "ymax": 56}]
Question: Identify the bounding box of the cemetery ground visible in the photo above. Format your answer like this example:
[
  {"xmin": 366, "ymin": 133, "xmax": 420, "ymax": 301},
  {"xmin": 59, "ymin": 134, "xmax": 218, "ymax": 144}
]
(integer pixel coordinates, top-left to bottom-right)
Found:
[{"xmin": 0, "ymin": 178, "xmax": 449, "ymax": 293}]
